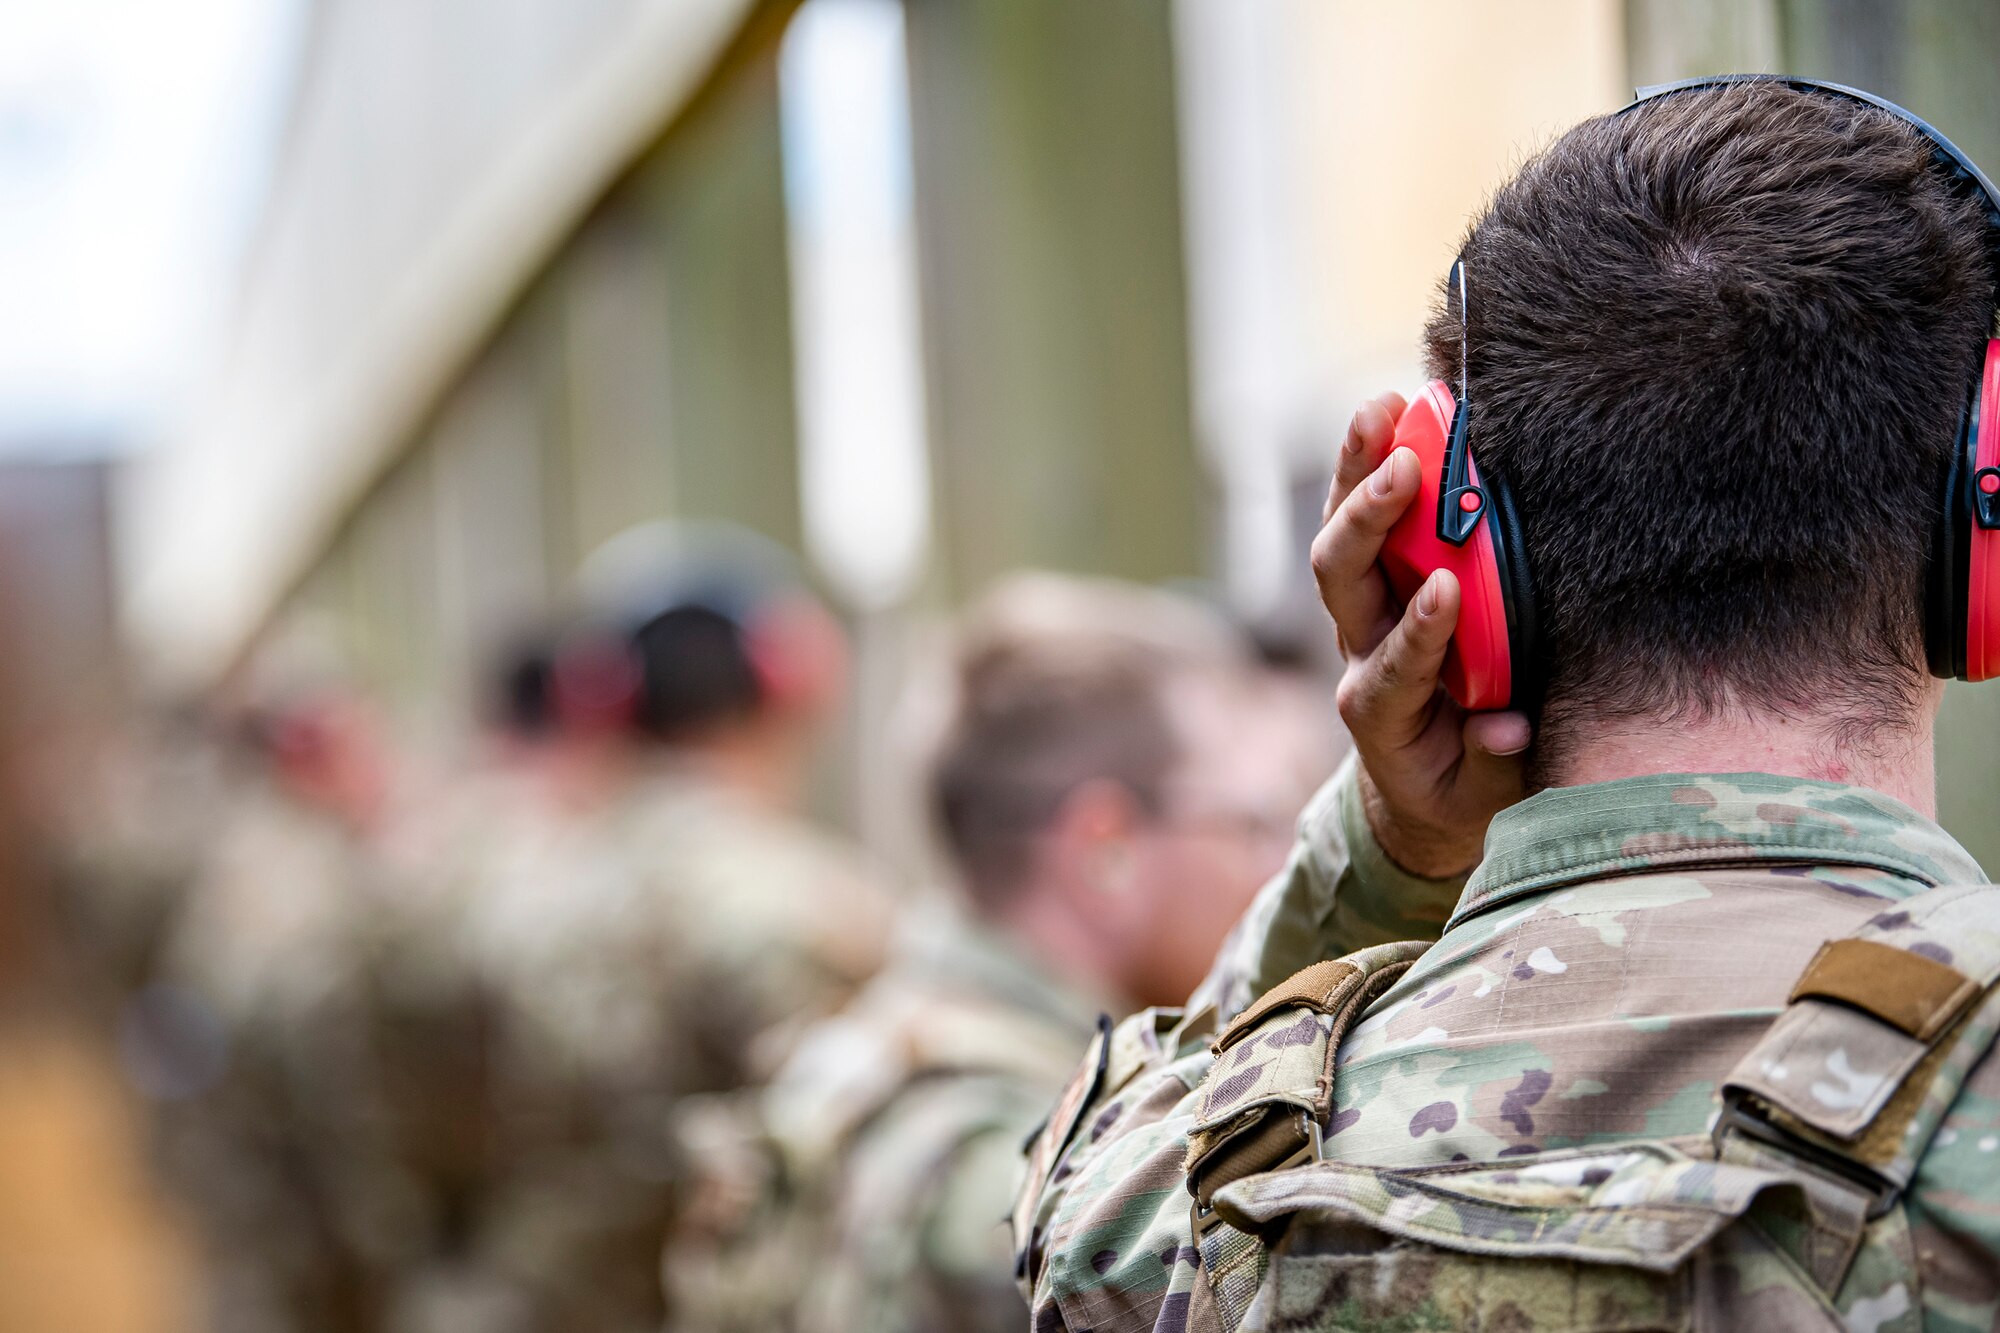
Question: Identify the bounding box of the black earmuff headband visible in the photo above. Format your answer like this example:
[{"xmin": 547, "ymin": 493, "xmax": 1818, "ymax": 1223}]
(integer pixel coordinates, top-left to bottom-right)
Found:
[{"xmin": 1632, "ymin": 75, "xmax": 2000, "ymax": 248}]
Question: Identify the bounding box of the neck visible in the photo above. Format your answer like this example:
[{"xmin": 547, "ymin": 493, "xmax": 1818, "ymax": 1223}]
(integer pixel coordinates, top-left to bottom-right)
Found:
[
  {"xmin": 1547, "ymin": 698, "xmax": 1940, "ymax": 816},
  {"xmin": 993, "ymin": 890, "xmax": 1135, "ymax": 1014}
]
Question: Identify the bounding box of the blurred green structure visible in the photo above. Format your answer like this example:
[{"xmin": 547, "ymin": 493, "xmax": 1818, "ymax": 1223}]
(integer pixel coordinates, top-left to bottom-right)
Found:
[{"xmin": 275, "ymin": 0, "xmax": 1204, "ymax": 791}]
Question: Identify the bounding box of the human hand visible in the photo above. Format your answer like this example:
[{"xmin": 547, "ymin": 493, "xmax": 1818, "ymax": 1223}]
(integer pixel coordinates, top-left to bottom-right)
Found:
[{"xmin": 1309, "ymin": 393, "xmax": 1532, "ymax": 877}]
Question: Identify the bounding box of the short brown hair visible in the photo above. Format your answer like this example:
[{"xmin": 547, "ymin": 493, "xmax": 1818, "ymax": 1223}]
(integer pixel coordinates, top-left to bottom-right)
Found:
[
  {"xmin": 926, "ymin": 575, "xmax": 1247, "ymax": 908},
  {"xmin": 1425, "ymin": 82, "xmax": 1995, "ymax": 759}
]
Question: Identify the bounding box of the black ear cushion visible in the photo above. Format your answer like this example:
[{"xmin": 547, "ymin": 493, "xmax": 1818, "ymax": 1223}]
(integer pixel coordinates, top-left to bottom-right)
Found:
[
  {"xmin": 1925, "ymin": 394, "xmax": 1976, "ymax": 680},
  {"xmin": 1479, "ymin": 467, "xmax": 1544, "ymax": 714}
]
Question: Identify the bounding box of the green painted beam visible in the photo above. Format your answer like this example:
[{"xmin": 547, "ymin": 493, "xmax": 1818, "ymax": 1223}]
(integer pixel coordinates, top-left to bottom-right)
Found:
[{"xmin": 904, "ymin": 0, "xmax": 1205, "ymax": 599}]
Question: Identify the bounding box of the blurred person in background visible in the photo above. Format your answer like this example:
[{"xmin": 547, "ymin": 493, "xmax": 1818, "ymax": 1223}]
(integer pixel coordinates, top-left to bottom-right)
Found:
[
  {"xmin": 133, "ymin": 675, "xmax": 409, "ymax": 1333},
  {"xmin": 419, "ymin": 520, "xmax": 899, "ymax": 1333},
  {"xmin": 346, "ymin": 625, "xmax": 585, "ymax": 1333},
  {"xmin": 47, "ymin": 696, "xmax": 233, "ymax": 1041},
  {"xmin": 668, "ymin": 573, "xmax": 1340, "ymax": 1333}
]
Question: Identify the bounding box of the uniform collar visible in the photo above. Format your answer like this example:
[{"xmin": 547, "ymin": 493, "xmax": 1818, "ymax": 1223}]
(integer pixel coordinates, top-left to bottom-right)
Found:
[{"xmin": 1450, "ymin": 771, "xmax": 1985, "ymax": 930}]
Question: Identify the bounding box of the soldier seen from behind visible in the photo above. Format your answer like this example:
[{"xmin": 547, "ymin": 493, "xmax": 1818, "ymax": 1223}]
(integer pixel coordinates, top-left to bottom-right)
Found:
[
  {"xmin": 138, "ymin": 679, "xmax": 406, "ymax": 1333},
  {"xmin": 1014, "ymin": 79, "xmax": 2000, "ymax": 1330}
]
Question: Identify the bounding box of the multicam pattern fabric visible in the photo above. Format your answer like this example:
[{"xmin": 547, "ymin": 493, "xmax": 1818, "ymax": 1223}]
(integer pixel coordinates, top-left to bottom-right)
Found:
[
  {"xmin": 1725, "ymin": 883, "xmax": 2000, "ymax": 1162},
  {"xmin": 447, "ymin": 769, "xmax": 899, "ymax": 1333},
  {"xmin": 147, "ymin": 763, "xmax": 898, "ymax": 1333},
  {"xmin": 668, "ymin": 906, "xmax": 1100, "ymax": 1333},
  {"xmin": 466, "ymin": 771, "xmax": 898, "ymax": 1100},
  {"xmin": 145, "ymin": 779, "xmax": 405, "ymax": 1333},
  {"xmin": 1213, "ymin": 1147, "xmax": 1867, "ymax": 1332},
  {"xmin": 1185, "ymin": 943, "xmax": 1429, "ymax": 1214},
  {"xmin": 1013, "ymin": 762, "xmax": 2000, "ymax": 1332}
]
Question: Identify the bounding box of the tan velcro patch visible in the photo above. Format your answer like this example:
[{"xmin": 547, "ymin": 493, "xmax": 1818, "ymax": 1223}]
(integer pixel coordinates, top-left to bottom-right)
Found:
[
  {"xmin": 1212, "ymin": 959, "xmax": 1358, "ymax": 1055},
  {"xmin": 1790, "ymin": 938, "xmax": 1979, "ymax": 1042}
]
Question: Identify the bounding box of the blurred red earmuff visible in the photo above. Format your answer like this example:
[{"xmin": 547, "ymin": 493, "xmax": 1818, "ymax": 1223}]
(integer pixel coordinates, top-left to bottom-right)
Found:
[{"xmin": 550, "ymin": 631, "xmax": 642, "ymax": 734}]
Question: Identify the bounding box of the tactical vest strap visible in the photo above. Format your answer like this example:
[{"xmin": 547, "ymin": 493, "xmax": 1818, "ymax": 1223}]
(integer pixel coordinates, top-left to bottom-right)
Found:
[
  {"xmin": 1211, "ymin": 957, "xmax": 1370, "ymax": 1054},
  {"xmin": 1720, "ymin": 882, "xmax": 2000, "ymax": 1213},
  {"xmin": 1184, "ymin": 940, "xmax": 1428, "ymax": 1219},
  {"xmin": 1790, "ymin": 937, "xmax": 1980, "ymax": 1041},
  {"xmin": 1012, "ymin": 1013, "xmax": 1111, "ymax": 1283}
]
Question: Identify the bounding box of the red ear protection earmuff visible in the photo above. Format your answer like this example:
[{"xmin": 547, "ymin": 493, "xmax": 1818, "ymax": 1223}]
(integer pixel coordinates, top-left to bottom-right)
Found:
[
  {"xmin": 1379, "ymin": 262, "xmax": 1540, "ymax": 714},
  {"xmin": 1376, "ymin": 381, "xmax": 1537, "ymax": 712},
  {"xmin": 1385, "ymin": 74, "xmax": 2000, "ymax": 713},
  {"xmin": 1928, "ymin": 339, "xmax": 2000, "ymax": 681},
  {"xmin": 1966, "ymin": 342, "xmax": 2000, "ymax": 680}
]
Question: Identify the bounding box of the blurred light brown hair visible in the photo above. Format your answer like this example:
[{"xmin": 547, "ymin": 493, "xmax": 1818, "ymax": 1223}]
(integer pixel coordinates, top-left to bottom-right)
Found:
[{"xmin": 927, "ymin": 574, "xmax": 1248, "ymax": 909}]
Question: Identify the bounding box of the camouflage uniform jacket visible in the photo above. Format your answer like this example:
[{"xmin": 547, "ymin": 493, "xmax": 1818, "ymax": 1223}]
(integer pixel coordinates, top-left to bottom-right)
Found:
[
  {"xmin": 1012, "ymin": 757, "xmax": 2000, "ymax": 1331},
  {"xmin": 670, "ymin": 904, "xmax": 1101, "ymax": 1333},
  {"xmin": 149, "ymin": 782, "xmax": 406, "ymax": 1333},
  {"xmin": 448, "ymin": 769, "xmax": 900, "ymax": 1333}
]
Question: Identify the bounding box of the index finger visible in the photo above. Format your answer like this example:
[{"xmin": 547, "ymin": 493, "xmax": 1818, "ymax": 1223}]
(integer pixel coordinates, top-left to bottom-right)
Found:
[
  {"xmin": 1323, "ymin": 391, "xmax": 1409, "ymax": 524},
  {"xmin": 1310, "ymin": 445, "xmax": 1421, "ymax": 658}
]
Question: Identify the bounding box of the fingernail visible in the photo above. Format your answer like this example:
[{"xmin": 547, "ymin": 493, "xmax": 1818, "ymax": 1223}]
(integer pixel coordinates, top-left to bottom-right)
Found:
[
  {"xmin": 1368, "ymin": 456, "xmax": 1396, "ymax": 498},
  {"xmin": 1417, "ymin": 573, "xmax": 1440, "ymax": 617}
]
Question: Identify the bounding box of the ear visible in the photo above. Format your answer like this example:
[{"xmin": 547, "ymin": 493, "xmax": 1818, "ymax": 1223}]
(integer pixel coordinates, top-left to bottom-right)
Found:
[
  {"xmin": 1044, "ymin": 779, "xmax": 1148, "ymax": 906},
  {"xmin": 741, "ymin": 598, "xmax": 849, "ymax": 720}
]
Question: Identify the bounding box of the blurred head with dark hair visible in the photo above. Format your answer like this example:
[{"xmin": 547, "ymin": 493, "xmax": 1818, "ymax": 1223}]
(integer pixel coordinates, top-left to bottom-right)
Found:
[
  {"xmin": 556, "ymin": 521, "xmax": 850, "ymax": 807},
  {"xmin": 925, "ymin": 574, "xmax": 1335, "ymax": 1009}
]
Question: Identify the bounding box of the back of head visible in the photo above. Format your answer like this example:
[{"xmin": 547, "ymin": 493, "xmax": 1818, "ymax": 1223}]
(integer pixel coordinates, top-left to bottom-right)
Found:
[
  {"xmin": 926, "ymin": 573, "xmax": 1250, "ymax": 911},
  {"xmin": 572, "ymin": 521, "xmax": 821, "ymax": 744},
  {"xmin": 627, "ymin": 607, "xmax": 765, "ymax": 740},
  {"xmin": 1427, "ymin": 81, "xmax": 1997, "ymax": 765}
]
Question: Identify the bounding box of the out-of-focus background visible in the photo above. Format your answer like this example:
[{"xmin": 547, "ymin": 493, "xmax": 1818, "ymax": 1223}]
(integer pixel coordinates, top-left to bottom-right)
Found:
[{"xmin": 7, "ymin": 2, "xmax": 2000, "ymax": 1331}]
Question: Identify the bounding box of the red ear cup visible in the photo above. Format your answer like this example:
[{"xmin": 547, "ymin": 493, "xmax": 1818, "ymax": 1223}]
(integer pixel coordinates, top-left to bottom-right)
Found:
[
  {"xmin": 550, "ymin": 631, "xmax": 643, "ymax": 734},
  {"xmin": 1962, "ymin": 339, "xmax": 2000, "ymax": 680},
  {"xmin": 1376, "ymin": 382, "xmax": 1521, "ymax": 711}
]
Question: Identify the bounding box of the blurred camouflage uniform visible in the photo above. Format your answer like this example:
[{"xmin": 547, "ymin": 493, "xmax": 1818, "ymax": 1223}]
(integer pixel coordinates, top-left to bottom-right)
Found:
[
  {"xmin": 46, "ymin": 710, "xmax": 233, "ymax": 1021},
  {"xmin": 670, "ymin": 571, "xmax": 1328, "ymax": 1333},
  {"xmin": 122, "ymin": 717, "xmax": 529, "ymax": 1333},
  {"xmin": 157, "ymin": 748, "xmax": 897, "ymax": 1333},
  {"xmin": 1012, "ymin": 756, "xmax": 2000, "ymax": 1331},
  {"xmin": 452, "ymin": 763, "xmax": 897, "ymax": 1333},
  {"xmin": 144, "ymin": 766, "xmax": 405, "ymax": 1333},
  {"xmin": 671, "ymin": 902, "xmax": 1100, "ymax": 1333},
  {"xmin": 365, "ymin": 520, "xmax": 902, "ymax": 1333}
]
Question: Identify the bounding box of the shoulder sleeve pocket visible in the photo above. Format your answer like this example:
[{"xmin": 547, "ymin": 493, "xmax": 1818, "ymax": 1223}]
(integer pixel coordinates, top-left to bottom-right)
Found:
[{"xmin": 1012, "ymin": 1013, "xmax": 1112, "ymax": 1289}]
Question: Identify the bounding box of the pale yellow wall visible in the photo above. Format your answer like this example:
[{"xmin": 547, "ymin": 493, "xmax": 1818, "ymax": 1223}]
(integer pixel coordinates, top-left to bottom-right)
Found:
[
  {"xmin": 1292, "ymin": 1, "xmax": 1627, "ymax": 409},
  {"xmin": 1173, "ymin": 0, "xmax": 1628, "ymax": 625}
]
